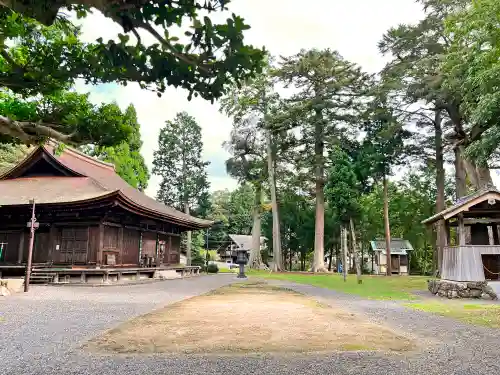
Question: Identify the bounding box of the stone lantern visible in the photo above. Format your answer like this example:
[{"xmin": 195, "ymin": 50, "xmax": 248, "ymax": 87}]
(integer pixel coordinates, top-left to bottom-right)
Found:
[{"xmin": 235, "ymin": 248, "xmax": 248, "ymax": 279}]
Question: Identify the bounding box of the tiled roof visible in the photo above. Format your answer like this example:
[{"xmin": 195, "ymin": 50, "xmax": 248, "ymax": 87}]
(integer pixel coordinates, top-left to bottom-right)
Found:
[
  {"xmin": 0, "ymin": 142, "xmax": 212, "ymax": 228},
  {"xmin": 422, "ymin": 186, "xmax": 500, "ymax": 225},
  {"xmin": 370, "ymin": 238, "xmax": 414, "ymax": 255},
  {"xmin": 0, "ymin": 176, "xmax": 110, "ymax": 205}
]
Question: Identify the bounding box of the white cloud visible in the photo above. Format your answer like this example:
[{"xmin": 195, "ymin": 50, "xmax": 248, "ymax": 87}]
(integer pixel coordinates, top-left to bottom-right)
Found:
[{"xmin": 74, "ymin": 0, "xmax": 427, "ymax": 198}]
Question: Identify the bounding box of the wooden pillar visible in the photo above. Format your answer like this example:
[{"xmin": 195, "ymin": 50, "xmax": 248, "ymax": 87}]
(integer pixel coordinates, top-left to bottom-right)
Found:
[
  {"xmin": 487, "ymin": 226, "xmax": 495, "ymax": 245},
  {"xmin": 445, "ymin": 221, "xmax": 451, "ymax": 246},
  {"xmin": 97, "ymin": 223, "xmax": 104, "ymax": 266},
  {"xmin": 458, "ymin": 214, "xmax": 466, "ymax": 245},
  {"xmin": 17, "ymin": 230, "xmax": 25, "ymax": 264},
  {"xmin": 155, "ymin": 233, "xmax": 160, "ymax": 267},
  {"xmin": 492, "ymin": 224, "xmax": 500, "ymax": 245},
  {"xmin": 118, "ymin": 226, "xmax": 124, "ymax": 265},
  {"xmin": 168, "ymin": 235, "xmax": 172, "ymax": 265},
  {"xmin": 48, "ymin": 225, "xmax": 57, "ymax": 264}
]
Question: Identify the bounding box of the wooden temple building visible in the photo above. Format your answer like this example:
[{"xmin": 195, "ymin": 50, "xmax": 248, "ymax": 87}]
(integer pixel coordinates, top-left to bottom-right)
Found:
[
  {"xmin": 0, "ymin": 142, "xmax": 211, "ymax": 283},
  {"xmin": 423, "ymin": 188, "xmax": 500, "ymax": 282}
]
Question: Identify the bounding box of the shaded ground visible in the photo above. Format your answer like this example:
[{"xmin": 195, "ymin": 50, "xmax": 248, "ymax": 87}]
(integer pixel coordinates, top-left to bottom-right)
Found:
[{"xmin": 87, "ymin": 282, "xmax": 414, "ymax": 354}]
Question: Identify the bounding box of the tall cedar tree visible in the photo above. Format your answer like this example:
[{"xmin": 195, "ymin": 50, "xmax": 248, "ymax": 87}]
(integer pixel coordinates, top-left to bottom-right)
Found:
[
  {"xmin": 0, "ymin": 2, "xmax": 264, "ymax": 144},
  {"xmin": 220, "ymin": 62, "xmax": 284, "ymax": 271},
  {"xmin": 276, "ymin": 49, "xmax": 369, "ymax": 272},
  {"xmin": 153, "ymin": 112, "xmax": 210, "ymax": 266}
]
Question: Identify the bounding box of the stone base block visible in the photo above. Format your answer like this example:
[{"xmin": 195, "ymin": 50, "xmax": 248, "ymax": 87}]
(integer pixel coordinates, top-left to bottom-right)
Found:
[{"xmin": 428, "ymin": 279, "xmax": 498, "ymax": 300}]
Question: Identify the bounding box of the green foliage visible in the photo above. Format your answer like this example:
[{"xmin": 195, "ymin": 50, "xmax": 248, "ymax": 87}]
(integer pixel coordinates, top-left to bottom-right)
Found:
[
  {"xmin": 0, "ymin": 3, "xmax": 265, "ymax": 102},
  {"xmin": 153, "ymin": 112, "xmax": 210, "ymax": 213},
  {"xmin": 207, "ymin": 263, "xmax": 219, "ymax": 274},
  {"xmin": 205, "ymin": 185, "xmax": 255, "ymax": 247},
  {"xmin": 0, "ymin": 142, "xmax": 31, "ymax": 173},
  {"xmin": 325, "ymin": 147, "xmax": 360, "ymax": 224},
  {"xmin": 443, "ymin": 0, "xmax": 500, "ymax": 166},
  {"xmin": 360, "ymin": 101, "xmax": 414, "ymax": 178},
  {"xmin": 0, "ymin": 90, "xmax": 132, "ymax": 145},
  {"xmin": 88, "ymin": 105, "xmax": 149, "ymax": 190}
]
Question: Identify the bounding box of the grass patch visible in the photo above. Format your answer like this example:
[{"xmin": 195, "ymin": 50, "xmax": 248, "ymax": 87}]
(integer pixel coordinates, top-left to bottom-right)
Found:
[
  {"xmin": 248, "ymin": 271, "xmax": 427, "ymax": 300},
  {"xmin": 86, "ymin": 281, "xmax": 415, "ymax": 354},
  {"xmin": 218, "ymin": 268, "xmax": 237, "ymax": 273},
  {"xmin": 405, "ymin": 301, "xmax": 500, "ymax": 328}
]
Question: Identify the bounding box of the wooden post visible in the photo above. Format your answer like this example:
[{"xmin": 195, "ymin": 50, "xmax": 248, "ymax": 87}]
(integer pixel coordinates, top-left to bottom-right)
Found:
[
  {"xmin": 383, "ymin": 174, "xmax": 392, "ymax": 276},
  {"xmin": 118, "ymin": 226, "xmax": 124, "ymax": 265},
  {"xmin": 17, "ymin": 230, "xmax": 25, "ymax": 264},
  {"xmin": 341, "ymin": 227, "xmax": 348, "ymax": 282},
  {"xmin": 24, "ymin": 199, "xmax": 38, "ymax": 292},
  {"xmin": 48, "ymin": 224, "xmax": 57, "ymax": 264},
  {"xmin": 445, "ymin": 221, "xmax": 451, "ymax": 246},
  {"xmin": 155, "ymin": 232, "xmax": 160, "ymax": 267},
  {"xmin": 97, "ymin": 223, "xmax": 104, "ymax": 266},
  {"xmin": 458, "ymin": 214, "xmax": 466, "ymax": 245}
]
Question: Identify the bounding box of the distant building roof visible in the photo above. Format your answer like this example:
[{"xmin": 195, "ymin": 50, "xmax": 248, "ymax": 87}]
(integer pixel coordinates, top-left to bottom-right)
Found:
[
  {"xmin": 422, "ymin": 186, "xmax": 500, "ymax": 225},
  {"xmin": 370, "ymin": 238, "xmax": 414, "ymax": 255},
  {"xmin": 228, "ymin": 234, "xmax": 267, "ymax": 251}
]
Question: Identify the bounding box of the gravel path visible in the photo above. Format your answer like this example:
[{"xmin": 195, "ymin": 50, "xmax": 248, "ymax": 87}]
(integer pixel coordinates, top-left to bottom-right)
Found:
[{"xmin": 1, "ymin": 276, "xmax": 500, "ymax": 375}]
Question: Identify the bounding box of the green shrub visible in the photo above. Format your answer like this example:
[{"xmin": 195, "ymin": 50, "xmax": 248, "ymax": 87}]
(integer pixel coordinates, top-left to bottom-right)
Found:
[{"xmin": 207, "ymin": 263, "xmax": 219, "ymax": 273}]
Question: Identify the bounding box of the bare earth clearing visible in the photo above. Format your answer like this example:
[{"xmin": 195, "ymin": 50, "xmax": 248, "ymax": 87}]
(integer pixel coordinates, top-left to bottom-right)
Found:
[{"xmin": 86, "ymin": 282, "xmax": 415, "ymax": 354}]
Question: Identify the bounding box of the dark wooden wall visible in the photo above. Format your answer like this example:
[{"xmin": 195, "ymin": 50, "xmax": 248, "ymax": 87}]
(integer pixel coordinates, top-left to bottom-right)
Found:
[
  {"xmin": 0, "ymin": 231, "xmax": 21, "ymax": 263},
  {"xmin": 123, "ymin": 228, "xmax": 140, "ymax": 265},
  {"xmin": 1, "ymin": 222, "xmax": 182, "ymax": 267}
]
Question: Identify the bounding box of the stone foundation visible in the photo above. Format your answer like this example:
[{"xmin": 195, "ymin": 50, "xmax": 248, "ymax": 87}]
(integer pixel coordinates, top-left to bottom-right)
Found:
[{"xmin": 428, "ymin": 279, "xmax": 498, "ymax": 300}]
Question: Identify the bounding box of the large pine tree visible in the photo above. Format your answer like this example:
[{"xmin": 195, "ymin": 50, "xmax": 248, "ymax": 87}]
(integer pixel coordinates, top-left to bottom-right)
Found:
[
  {"xmin": 153, "ymin": 111, "xmax": 210, "ymax": 265},
  {"xmin": 276, "ymin": 49, "xmax": 369, "ymax": 272}
]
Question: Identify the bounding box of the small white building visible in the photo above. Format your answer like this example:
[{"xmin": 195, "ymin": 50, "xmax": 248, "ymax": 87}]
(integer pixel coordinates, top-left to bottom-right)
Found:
[
  {"xmin": 217, "ymin": 234, "xmax": 268, "ymax": 264},
  {"xmin": 370, "ymin": 238, "xmax": 414, "ymax": 275}
]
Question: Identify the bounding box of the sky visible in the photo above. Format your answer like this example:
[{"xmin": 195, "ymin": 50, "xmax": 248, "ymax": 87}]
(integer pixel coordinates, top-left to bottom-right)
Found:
[{"xmin": 74, "ymin": 0, "xmax": 440, "ymax": 198}]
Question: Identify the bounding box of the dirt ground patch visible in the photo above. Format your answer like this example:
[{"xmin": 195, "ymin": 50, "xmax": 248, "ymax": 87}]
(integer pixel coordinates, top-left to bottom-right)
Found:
[{"xmin": 85, "ymin": 282, "xmax": 415, "ymax": 354}]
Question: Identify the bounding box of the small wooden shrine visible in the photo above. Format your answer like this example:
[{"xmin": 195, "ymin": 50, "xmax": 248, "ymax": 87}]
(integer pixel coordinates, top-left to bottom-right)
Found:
[{"xmin": 422, "ymin": 188, "xmax": 500, "ymax": 282}]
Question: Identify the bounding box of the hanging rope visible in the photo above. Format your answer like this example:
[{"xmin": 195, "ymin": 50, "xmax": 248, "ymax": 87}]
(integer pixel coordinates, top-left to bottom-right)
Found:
[{"xmin": 483, "ymin": 264, "xmax": 500, "ymax": 275}]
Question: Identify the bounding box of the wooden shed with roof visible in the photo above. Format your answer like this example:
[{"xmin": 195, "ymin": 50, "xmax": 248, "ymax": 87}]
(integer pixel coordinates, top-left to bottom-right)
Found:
[
  {"xmin": 369, "ymin": 238, "xmax": 414, "ymax": 275},
  {"xmin": 422, "ymin": 187, "xmax": 500, "ymax": 282},
  {"xmin": 217, "ymin": 234, "xmax": 268, "ymax": 264},
  {"xmin": 0, "ymin": 141, "xmax": 211, "ymax": 281}
]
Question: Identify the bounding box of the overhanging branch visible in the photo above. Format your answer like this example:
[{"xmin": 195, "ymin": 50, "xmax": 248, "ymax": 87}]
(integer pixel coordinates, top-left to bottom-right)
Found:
[{"xmin": 0, "ymin": 115, "xmax": 76, "ymax": 144}]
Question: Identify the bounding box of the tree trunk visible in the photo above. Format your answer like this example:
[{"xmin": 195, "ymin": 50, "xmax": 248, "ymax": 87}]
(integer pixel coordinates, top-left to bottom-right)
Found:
[
  {"xmin": 476, "ymin": 165, "xmax": 493, "ymax": 188},
  {"xmin": 328, "ymin": 246, "xmax": 334, "ymax": 271},
  {"xmin": 185, "ymin": 204, "xmax": 192, "ymax": 266},
  {"xmin": 266, "ymin": 129, "xmax": 284, "ymax": 271},
  {"xmin": 454, "ymin": 145, "xmax": 467, "ymax": 199},
  {"xmin": 341, "ymin": 226, "xmax": 348, "ymax": 281},
  {"xmin": 350, "ymin": 218, "xmax": 362, "ymax": 284},
  {"xmin": 434, "ymin": 110, "xmax": 445, "ymax": 276},
  {"xmin": 383, "ymin": 174, "xmax": 392, "ymax": 276},
  {"xmin": 312, "ymin": 117, "xmax": 326, "ymax": 272},
  {"xmin": 248, "ymin": 184, "xmax": 263, "ymax": 269}
]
